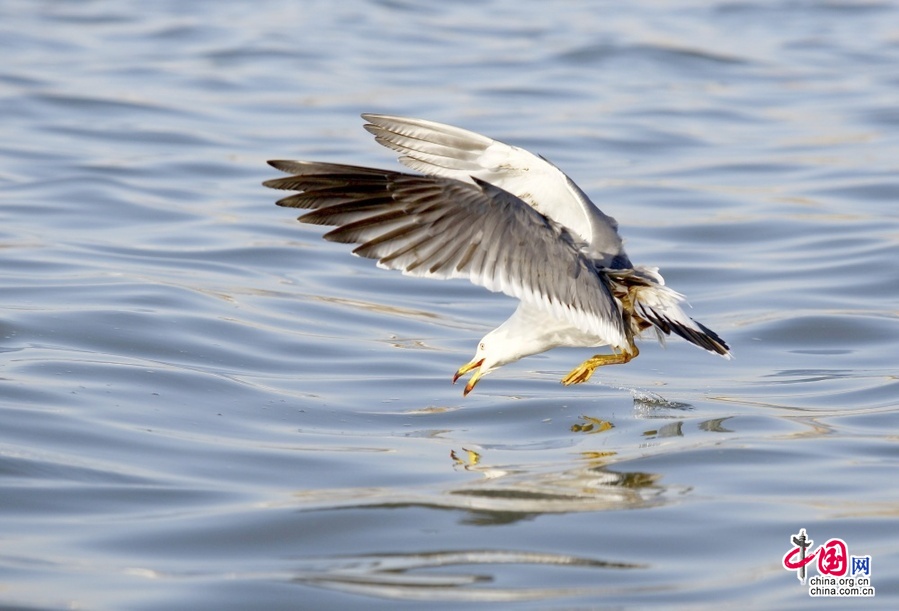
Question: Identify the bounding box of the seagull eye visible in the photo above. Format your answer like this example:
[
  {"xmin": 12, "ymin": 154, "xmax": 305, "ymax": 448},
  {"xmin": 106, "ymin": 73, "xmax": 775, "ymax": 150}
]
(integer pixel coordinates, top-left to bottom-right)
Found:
[{"xmin": 479, "ymin": 342, "xmax": 485, "ymax": 351}]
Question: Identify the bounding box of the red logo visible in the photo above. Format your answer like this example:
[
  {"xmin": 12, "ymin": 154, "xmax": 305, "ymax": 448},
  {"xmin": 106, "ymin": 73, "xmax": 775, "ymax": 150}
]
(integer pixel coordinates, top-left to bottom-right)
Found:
[
  {"xmin": 782, "ymin": 529, "xmax": 852, "ymax": 584},
  {"xmin": 782, "ymin": 528, "xmax": 875, "ymax": 598},
  {"xmin": 817, "ymin": 539, "xmax": 848, "ymax": 576}
]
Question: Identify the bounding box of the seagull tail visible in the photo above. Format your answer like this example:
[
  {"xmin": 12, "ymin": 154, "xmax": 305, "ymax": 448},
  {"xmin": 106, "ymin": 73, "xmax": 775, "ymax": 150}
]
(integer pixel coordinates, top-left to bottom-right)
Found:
[{"xmin": 632, "ymin": 284, "xmax": 731, "ymax": 359}]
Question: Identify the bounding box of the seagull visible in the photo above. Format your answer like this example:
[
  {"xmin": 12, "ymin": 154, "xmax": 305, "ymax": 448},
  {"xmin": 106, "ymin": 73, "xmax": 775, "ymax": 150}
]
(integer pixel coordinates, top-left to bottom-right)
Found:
[{"xmin": 264, "ymin": 114, "xmax": 730, "ymax": 396}]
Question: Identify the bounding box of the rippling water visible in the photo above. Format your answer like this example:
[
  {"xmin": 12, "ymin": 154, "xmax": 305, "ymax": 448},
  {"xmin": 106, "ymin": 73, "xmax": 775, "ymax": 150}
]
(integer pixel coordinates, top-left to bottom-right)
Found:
[{"xmin": 2, "ymin": 1, "xmax": 898, "ymax": 608}]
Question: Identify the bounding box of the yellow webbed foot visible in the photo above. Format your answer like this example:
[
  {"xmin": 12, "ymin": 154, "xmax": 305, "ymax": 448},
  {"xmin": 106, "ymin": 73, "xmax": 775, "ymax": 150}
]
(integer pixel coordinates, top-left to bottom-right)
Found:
[
  {"xmin": 561, "ymin": 359, "xmax": 599, "ymax": 385},
  {"xmin": 561, "ymin": 346, "xmax": 639, "ymax": 386}
]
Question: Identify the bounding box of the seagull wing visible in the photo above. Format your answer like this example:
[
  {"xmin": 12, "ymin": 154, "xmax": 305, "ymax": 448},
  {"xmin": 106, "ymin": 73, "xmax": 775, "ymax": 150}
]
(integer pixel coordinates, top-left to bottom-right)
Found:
[
  {"xmin": 361, "ymin": 113, "xmax": 626, "ymax": 264},
  {"xmin": 265, "ymin": 160, "xmax": 627, "ymax": 346}
]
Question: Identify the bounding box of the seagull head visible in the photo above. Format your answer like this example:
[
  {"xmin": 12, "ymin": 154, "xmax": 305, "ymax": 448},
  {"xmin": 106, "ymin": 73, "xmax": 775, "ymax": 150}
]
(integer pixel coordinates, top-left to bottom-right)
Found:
[{"xmin": 452, "ymin": 328, "xmax": 522, "ymax": 396}]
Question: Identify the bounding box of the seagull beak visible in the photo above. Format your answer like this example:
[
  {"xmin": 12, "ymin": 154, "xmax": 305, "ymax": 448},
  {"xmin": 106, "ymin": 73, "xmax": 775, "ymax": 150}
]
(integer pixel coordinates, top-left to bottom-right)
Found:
[{"xmin": 453, "ymin": 358, "xmax": 485, "ymax": 397}]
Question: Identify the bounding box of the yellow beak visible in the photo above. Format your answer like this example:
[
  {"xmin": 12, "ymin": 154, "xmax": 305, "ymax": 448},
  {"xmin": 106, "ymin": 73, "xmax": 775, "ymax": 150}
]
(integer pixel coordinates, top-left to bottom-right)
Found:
[{"xmin": 453, "ymin": 358, "xmax": 485, "ymax": 397}]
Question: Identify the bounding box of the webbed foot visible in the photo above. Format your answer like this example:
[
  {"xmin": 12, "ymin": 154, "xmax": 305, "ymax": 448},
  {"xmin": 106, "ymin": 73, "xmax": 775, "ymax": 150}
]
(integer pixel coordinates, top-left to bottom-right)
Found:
[{"xmin": 561, "ymin": 345, "xmax": 639, "ymax": 386}]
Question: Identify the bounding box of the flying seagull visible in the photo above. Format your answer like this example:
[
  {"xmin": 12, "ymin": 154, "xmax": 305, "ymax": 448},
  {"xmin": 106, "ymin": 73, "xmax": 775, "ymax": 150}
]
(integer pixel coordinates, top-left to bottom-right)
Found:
[{"xmin": 264, "ymin": 114, "xmax": 730, "ymax": 396}]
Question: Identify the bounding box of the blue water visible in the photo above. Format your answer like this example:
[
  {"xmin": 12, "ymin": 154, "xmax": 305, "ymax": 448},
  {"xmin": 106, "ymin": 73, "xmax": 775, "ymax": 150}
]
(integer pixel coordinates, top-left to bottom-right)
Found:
[{"xmin": 2, "ymin": 1, "xmax": 898, "ymax": 608}]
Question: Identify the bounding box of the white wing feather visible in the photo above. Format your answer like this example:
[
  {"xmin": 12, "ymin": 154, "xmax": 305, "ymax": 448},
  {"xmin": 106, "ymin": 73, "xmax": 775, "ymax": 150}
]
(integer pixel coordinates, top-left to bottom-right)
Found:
[{"xmin": 362, "ymin": 113, "xmax": 626, "ymax": 264}]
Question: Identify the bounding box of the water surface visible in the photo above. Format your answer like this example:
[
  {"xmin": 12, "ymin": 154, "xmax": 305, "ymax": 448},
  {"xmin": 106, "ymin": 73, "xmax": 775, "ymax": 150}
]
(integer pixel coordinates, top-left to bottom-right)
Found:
[{"xmin": 1, "ymin": 1, "xmax": 898, "ymax": 608}]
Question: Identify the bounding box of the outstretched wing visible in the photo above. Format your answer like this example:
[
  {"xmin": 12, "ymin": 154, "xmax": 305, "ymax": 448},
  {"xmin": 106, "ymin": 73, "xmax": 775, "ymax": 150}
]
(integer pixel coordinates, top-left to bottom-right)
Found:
[
  {"xmin": 361, "ymin": 113, "xmax": 626, "ymax": 265},
  {"xmin": 265, "ymin": 160, "xmax": 627, "ymax": 346}
]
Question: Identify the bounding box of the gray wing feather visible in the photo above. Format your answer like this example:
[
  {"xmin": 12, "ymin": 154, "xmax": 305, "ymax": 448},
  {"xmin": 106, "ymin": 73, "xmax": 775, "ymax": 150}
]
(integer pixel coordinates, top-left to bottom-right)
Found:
[
  {"xmin": 265, "ymin": 161, "xmax": 627, "ymax": 345},
  {"xmin": 361, "ymin": 113, "xmax": 628, "ymax": 265}
]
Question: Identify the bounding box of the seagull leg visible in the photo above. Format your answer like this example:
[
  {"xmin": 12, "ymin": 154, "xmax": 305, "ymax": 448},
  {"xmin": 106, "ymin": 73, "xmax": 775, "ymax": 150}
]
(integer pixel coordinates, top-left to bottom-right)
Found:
[{"xmin": 561, "ymin": 345, "xmax": 640, "ymax": 386}]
